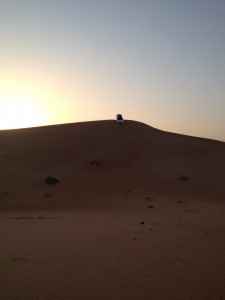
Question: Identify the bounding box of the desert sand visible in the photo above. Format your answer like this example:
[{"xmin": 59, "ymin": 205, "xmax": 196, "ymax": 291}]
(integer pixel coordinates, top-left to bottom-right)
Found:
[{"xmin": 0, "ymin": 120, "xmax": 225, "ymax": 300}]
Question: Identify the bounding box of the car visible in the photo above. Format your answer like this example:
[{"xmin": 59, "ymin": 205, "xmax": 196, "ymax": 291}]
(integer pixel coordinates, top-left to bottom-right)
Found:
[{"xmin": 116, "ymin": 114, "xmax": 124, "ymax": 125}]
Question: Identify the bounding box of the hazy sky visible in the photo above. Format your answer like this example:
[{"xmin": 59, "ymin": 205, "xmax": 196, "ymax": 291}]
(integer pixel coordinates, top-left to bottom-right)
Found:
[{"xmin": 0, "ymin": 0, "xmax": 225, "ymax": 141}]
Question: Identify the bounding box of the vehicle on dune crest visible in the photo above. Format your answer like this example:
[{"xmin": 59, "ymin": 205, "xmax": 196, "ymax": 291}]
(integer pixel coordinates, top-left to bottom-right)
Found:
[{"xmin": 116, "ymin": 114, "xmax": 124, "ymax": 125}]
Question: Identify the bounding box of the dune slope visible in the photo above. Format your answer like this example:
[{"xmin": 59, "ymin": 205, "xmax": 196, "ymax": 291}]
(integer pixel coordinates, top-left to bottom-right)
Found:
[
  {"xmin": 0, "ymin": 120, "xmax": 224, "ymax": 209},
  {"xmin": 1, "ymin": 120, "xmax": 225, "ymax": 300}
]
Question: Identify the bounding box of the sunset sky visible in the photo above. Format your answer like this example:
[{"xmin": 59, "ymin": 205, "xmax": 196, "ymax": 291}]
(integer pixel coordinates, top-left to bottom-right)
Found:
[{"xmin": 0, "ymin": 0, "xmax": 225, "ymax": 141}]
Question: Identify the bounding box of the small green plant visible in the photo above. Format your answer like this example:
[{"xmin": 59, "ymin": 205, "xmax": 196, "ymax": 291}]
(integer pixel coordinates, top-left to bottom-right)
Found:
[{"xmin": 45, "ymin": 176, "xmax": 60, "ymax": 185}]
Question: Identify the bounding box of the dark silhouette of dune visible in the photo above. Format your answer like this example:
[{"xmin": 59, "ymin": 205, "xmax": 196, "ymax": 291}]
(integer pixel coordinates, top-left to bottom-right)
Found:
[
  {"xmin": 1, "ymin": 120, "xmax": 225, "ymax": 300},
  {"xmin": 0, "ymin": 120, "xmax": 224, "ymax": 209}
]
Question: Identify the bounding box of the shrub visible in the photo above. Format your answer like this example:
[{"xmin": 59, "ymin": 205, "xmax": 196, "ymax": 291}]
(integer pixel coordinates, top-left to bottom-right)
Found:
[
  {"xmin": 91, "ymin": 160, "xmax": 101, "ymax": 166},
  {"xmin": 178, "ymin": 175, "xmax": 189, "ymax": 181},
  {"xmin": 1, "ymin": 192, "xmax": 10, "ymax": 196},
  {"xmin": 45, "ymin": 176, "xmax": 60, "ymax": 185},
  {"xmin": 148, "ymin": 205, "xmax": 154, "ymax": 208}
]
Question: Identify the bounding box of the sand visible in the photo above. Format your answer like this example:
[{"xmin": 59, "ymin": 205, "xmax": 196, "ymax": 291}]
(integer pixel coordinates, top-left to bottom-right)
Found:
[{"xmin": 0, "ymin": 120, "xmax": 225, "ymax": 299}]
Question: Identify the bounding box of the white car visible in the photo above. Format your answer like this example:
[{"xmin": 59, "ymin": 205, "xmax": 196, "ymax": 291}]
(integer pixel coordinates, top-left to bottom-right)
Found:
[{"xmin": 116, "ymin": 114, "xmax": 124, "ymax": 125}]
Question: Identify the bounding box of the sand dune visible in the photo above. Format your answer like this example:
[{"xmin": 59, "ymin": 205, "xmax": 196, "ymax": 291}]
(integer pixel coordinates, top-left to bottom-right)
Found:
[
  {"xmin": 0, "ymin": 120, "xmax": 225, "ymax": 299},
  {"xmin": 0, "ymin": 120, "xmax": 224, "ymax": 209}
]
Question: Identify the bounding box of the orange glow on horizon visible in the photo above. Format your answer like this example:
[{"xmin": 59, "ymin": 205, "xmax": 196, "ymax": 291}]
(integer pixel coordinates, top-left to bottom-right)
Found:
[
  {"xmin": 0, "ymin": 96, "xmax": 45, "ymax": 130},
  {"xmin": 0, "ymin": 77, "xmax": 75, "ymax": 130},
  {"xmin": 0, "ymin": 78, "xmax": 47, "ymax": 129}
]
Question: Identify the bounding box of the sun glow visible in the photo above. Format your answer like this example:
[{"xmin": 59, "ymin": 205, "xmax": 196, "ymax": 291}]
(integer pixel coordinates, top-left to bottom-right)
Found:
[
  {"xmin": 0, "ymin": 94, "xmax": 44, "ymax": 130},
  {"xmin": 0, "ymin": 76, "xmax": 77, "ymax": 130}
]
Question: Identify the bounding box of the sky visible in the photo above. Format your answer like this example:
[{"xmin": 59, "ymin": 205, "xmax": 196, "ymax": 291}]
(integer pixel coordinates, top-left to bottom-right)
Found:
[{"xmin": 0, "ymin": 0, "xmax": 225, "ymax": 141}]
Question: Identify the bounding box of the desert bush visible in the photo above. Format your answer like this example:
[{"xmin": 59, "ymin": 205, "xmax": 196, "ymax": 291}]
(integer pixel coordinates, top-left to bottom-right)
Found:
[
  {"xmin": 1, "ymin": 192, "xmax": 10, "ymax": 196},
  {"xmin": 178, "ymin": 175, "xmax": 189, "ymax": 181},
  {"xmin": 45, "ymin": 176, "xmax": 60, "ymax": 185},
  {"xmin": 91, "ymin": 160, "xmax": 101, "ymax": 166}
]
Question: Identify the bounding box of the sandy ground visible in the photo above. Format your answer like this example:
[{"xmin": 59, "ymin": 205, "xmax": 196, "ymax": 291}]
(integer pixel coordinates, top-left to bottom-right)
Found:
[{"xmin": 0, "ymin": 120, "xmax": 225, "ymax": 299}]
